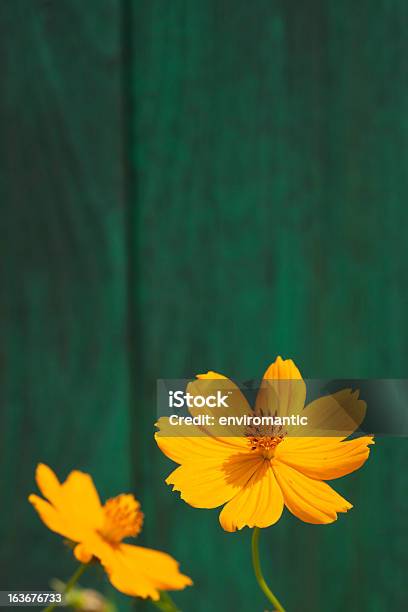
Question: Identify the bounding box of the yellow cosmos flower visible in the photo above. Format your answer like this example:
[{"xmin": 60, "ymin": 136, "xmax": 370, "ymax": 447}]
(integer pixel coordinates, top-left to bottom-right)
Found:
[
  {"xmin": 156, "ymin": 356, "xmax": 374, "ymax": 532},
  {"xmin": 29, "ymin": 465, "xmax": 192, "ymax": 600}
]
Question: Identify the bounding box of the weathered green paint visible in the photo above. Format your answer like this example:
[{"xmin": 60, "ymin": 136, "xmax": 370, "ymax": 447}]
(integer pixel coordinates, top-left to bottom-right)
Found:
[
  {"xmin": 132, "ymin": 2, "xmax": 408, "ymax": 611},
  {"xmin": 0, "ymin": 1, "xmax": 407, "ymax": 611},
  {"xmin": 0, "ymin": 2, "xmax": 130, "ymax": 607}
]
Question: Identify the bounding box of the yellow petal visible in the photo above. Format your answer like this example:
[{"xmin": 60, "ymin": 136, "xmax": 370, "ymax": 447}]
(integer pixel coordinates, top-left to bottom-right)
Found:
[
  {"xmin": 300, "ymin": 389, "xmax": 367, "ymax": 437},
  {"xmin": 35, "ymin": 464, "xmax": 62, "ymax": 504},
  {"xmin": 28, "ymin": 494, "xmax": 78, "ymax": 541},
  {"xmin": 219, "ymin": 462, "xmax": 284, "ymax": 531},
  {"xmin": 187, "ymin": 371, "xmax": 251, "ymax": 436},
  {"xmin": 155, "ymin": 430, "xmax": 246, "ymax": 465},
  {"xmin": 166, "ymin": 450, "xmax": 262, "ymax": 508},
  {"xmin": 60, "ymin": 470, "xmax": 104, "ymax": 530},
  {"xmin": 100, "ymin": 543, "xmax": 192, "ymax": 600},
  {"xmin": 255, "ymin": 356, "xmax": 306, "ymax": 419},
  {"xmin": 276, "ymin": 436, "xmax": 374, "ymax": 480},
  {"xmin": 273, "ymin": 462, "xmax": 352, "ymax": 524},
  {"xmin": 30, "ymin": 466, "xmax": 103, "ymax": 543},
  {"xmin": 262, "ymin": 356, "xmax": 303, "ymax": 381},
  {"xmin": 74, "ymin": 543, "xmax": 94, "ymax": 563}
]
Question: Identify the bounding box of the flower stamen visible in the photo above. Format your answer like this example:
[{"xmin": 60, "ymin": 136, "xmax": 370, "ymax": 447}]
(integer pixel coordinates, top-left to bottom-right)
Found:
[
  {"xmin": 245, "ymin": 422, "xmax": 285, "ymax": 458},
  {"xmin": 99, "ymin": 494, "xmax": 144, "ymax": 544},
  {"xmin": 247, "ymin": 435, "xmax": 284, "ymax": 458}
]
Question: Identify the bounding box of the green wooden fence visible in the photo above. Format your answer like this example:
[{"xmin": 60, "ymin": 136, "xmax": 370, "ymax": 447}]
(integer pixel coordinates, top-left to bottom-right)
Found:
[{"xmin": 0, "ymin": 1, "xmax": 407, "ymax": 611}]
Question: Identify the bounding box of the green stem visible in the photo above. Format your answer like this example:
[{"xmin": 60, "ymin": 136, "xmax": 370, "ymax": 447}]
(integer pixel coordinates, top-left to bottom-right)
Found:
[
  {"xmin": 251, "ymin": 527, "xmax": 285, "ymax": 612},
  {"xmin": 151, "ymin": 591, "xmax": 181, "ymax": 612},
  {"xmin": 43, "ymin": 563, "xmax": 87, "ymax": 612}
]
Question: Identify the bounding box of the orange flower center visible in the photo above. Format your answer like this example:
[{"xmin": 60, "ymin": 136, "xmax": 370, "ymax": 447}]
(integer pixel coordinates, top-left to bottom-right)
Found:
[
  {"xmin": 99, "ymin": 494, "xmax": 144, "ymax": 544},
  {"xmin": 245, "ymin": 421, "xmax": 285, "ymax": 458},
  {"xmin": 247, "ymin": 435, "xmax": 284, "ymax": 458}
]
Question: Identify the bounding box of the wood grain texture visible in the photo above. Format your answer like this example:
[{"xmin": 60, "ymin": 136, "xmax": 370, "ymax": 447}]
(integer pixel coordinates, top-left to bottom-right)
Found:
[
  {"xmin": 131, "ymin": 1, "xmax": 408, "ymax": 610},
  {"xmin": 1, "ymin": 1, "xmax": 407, "ymax": 611},
  {"xmin": 0, "ymin": 0, "xmax": 130, "ymax": 602}
]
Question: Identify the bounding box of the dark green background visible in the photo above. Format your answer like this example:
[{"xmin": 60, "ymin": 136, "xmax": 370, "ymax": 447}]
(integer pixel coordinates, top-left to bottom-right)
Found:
[{"xmin": 0, "ymin": 1, "xmax": 407, "ymax": 611}]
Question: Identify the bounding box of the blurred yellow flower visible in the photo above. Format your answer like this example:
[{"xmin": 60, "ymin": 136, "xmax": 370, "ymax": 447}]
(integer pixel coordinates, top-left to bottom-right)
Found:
[
  {"xmin": 156, "ymin": 356, "xmax": 374, "ymax": 532},
  {"xmin": 29, "ymin": 465, "xmax": 192, "ymax": 600}
]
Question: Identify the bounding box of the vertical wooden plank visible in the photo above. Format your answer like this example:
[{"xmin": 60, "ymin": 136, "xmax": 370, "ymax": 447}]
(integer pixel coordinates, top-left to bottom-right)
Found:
[
  {"xmin": 0, "ymin": 0, "xmax": 130, "ymax": 595},
  {"xmin": 318, "ymin": 3, "xmax": 408, "ymax": 609},
  {"xmin": 131, "ymin": 1, "xmax": 408, "ymax": 610}
]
